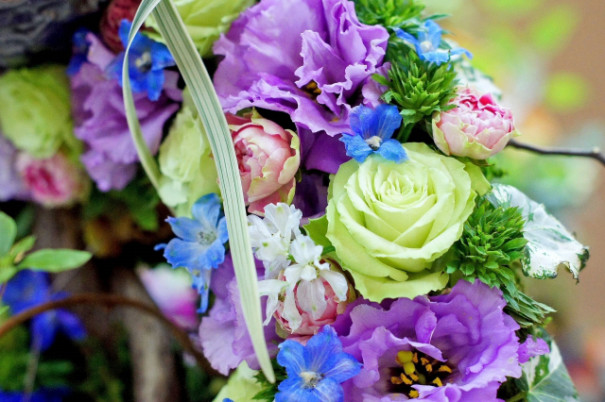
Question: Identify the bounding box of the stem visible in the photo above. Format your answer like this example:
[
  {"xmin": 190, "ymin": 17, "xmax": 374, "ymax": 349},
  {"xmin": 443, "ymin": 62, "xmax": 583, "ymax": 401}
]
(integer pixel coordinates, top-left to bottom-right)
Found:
[
  {"xmin": 23, "ymin": 335, "xmax": 42, "ymax": 402},
  {"xmin": 506, "ymin": 391, "xmax": 527, "ymax": 402},
  {"xmin": 507, "ymin": 140, "xmax": 605, "ymax": 167},
  {"xmin": 0, "ymin": 293, "xmax": 211, "ymax": 371}
]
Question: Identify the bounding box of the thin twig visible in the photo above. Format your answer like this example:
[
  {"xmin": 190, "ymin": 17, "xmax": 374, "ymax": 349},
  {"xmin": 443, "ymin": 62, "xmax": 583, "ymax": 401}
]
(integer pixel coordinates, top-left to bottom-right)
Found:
[
  {"xmin": 507, "ymin": 139, "xmax": 605, "ymax": 167},
  {"xmin": 0, "ymin": 293, "xmax": 211, "ymax": 372}
]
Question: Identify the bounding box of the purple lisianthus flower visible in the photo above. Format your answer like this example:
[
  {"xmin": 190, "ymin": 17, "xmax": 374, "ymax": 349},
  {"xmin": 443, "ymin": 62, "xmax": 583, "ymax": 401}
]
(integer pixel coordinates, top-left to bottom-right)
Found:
[
  {"xmin": 199, "ymin": 255, "xmax": 280, "ymax": 375},
  {"xmin": 213, "ymin": 0, "xmax": 389, "ymax": 173},
  {"xmin": 0, "ymin": 135, "xmax": 29, "ymax": 201},
  {"xmin": 2, "ymin": 270, "xmax": 86, "ymax": 351},
  {"xmin": 337, "ymin": 280, "xmax": 521, "ymax": 401},
  {"xmin": 70, "ymin": 32, "xmax": 181, "ymax": 191}
]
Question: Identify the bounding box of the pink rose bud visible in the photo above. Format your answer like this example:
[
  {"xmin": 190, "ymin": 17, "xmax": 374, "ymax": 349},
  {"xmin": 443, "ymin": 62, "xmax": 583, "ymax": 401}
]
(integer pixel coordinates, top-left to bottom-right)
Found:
[
  {"xmin": 228, "ymin": 112, "xmax": 301, "ymax": 215},
  {"xmin": 275, "ymin": 278, "xmax": 349, "ymax": 337},
  {"xmin": 17, "ymin": 152, "xmax": 88, "ymax": 207},
  {"xmin": 432, "ymin": 87, "xmax": 520, "ymax": 159}
]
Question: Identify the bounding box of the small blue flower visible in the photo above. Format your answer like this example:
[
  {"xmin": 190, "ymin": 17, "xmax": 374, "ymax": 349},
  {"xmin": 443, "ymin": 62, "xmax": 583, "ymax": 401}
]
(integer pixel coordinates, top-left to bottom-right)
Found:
[
  {"xmin": 395, "ymin": 20, "xmax": 472, "ymax": 65},
  {"xmin": 3, "ymin": 271, "xmax": 86, "ymax": 351},
  {"xmin": 67, "ymin": 29, "xmax": 91, "ymax": 76},
  {"xmin": 340, "ymin": 104, "xmax": 407, "ymax": 164},
  {"xmin": 276, "ymin": 326, "xmax": 361, "ymax": 402},
  {"xmin": 106, "ymin": 19, "xmax": 175, "ymax": 101},
  {"xmin": 161, "ymin": 193, "xmax": 228, "ymax": 313}
]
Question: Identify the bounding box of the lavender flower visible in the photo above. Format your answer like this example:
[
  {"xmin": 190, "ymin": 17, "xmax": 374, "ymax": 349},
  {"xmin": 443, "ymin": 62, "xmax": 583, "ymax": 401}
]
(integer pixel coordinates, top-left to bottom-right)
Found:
[
  {"xmin": 199, "ymin": 255, "xmax": 280, "ymax": 375},
  {"xmin": 0, "ymin": 135, "xmax": 28, "ymax": 201},
  {"xmin": 337, "ymin": 280, "xmax": 522, "ymax": 401},
  {"xmin": 213, "ymin": 0, "xmax": 389, "ymax": 173},
  {"xmin": 70, "ymin": 32, "xmax": 181, "ymax": 191}
]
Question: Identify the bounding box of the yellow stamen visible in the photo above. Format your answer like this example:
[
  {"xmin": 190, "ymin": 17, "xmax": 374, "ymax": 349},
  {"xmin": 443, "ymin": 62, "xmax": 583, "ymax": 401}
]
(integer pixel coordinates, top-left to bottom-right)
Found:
[
  {"xmin": 391, "ymin": 376, "xmax": 403, "ymax": 385},
  {"xmin": 412, "ymin": 352, "xmax": 419, "ymax": 364},
  {"xmin": 420, "ymin": 357, "xmax": 430, "ymax": 366},
  {"xmin": 437, "ymin": 365, "xmax": 452, "ymax": 374},
  {"xmin": 409, "ymin": 373, "xmax": 419, "ymax": 382},
  {"xmin": 400, "ymin": 373, "xmax": 413, "ymax": 385},
  {"xmin": 425, "ymin": 364, "xmax": 433, "ymax": 373},
  {"xmin": 409, "ymin": 390, "xmax": 419, "ymax": 398},
  {"xmin": 432, "ymin": 377, "xmax": 443, "ymax": 387}
]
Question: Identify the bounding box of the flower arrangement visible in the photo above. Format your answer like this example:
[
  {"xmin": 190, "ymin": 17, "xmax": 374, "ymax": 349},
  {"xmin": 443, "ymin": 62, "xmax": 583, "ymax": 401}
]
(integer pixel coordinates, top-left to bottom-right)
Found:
[{"xmin": 0, "ymin": 0, "xmax": 603, "ymax": 400}]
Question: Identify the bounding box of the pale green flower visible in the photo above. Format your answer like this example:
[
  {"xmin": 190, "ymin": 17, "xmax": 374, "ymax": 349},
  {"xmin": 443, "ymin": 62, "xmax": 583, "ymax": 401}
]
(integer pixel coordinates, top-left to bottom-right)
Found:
[
  {"xmin": 158, "ymin": 89, "xmax": 219, "ymax": 216},
  {"xmin": 0, "ymin": 66, "xmax": 77, "ymax": 158},
  {"xmin": 146, "ymin": 0, "xmax": 255, "ymax": 56},
  {"xmin": 326, "ymin": 142, "xmax": 489, "ymax": 302},
  {"xmin": 212, "ymin": 362, "xmax": 263, "ymax": 402}
]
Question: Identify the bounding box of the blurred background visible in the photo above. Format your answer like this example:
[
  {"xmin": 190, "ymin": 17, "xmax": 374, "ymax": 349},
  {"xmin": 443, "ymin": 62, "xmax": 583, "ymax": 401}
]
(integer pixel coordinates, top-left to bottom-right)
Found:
[{"xmin": 427, "ymin": 0, "xmax": 605, "ymax": 399}]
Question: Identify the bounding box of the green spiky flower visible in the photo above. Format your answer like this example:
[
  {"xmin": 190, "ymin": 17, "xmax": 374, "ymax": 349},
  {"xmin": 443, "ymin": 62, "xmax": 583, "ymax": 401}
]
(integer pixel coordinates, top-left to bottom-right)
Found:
[
  {"xmin": 353, "ymin": 0, "xmax": 425, "ymax": 29},
  {"xmin": 375, "ymin": 43, "xmax": 458, "ymax": 140}
]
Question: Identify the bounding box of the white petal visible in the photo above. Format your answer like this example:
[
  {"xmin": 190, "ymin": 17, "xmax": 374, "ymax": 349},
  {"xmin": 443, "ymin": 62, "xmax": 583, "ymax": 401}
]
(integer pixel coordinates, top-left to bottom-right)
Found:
[
  {"xmin": 282, "ymin": 289, "xmax": 302, "ymax": 332},
  {"xmin": 284, "ymin": 265, "xmax": 303, "ymax": 285},
  {"xmin": 300, "ymin": 264, "xmax": 318, "ymax": 282},
  {"xmin": 297, "ymin": 279, "xmax": 327, "ymax": 320},
  {"xmin": 290, "ymin": 235, "xmax": 323, "ymax": 265},
  {"xmin": 320, "ymin": 270, "xmax": 349, "ymax": 302}
]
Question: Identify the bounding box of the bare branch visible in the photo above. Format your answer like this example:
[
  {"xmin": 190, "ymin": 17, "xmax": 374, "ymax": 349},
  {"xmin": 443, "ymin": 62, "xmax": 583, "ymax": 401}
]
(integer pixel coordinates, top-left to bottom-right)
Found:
[{"xmin": 507, "ymin": 140, "xmax": 605, "ymax": 167}]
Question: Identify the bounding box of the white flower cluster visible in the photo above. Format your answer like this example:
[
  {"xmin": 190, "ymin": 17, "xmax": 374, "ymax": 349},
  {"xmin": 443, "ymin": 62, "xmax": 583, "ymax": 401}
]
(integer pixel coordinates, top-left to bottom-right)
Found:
[{"xmin": 248, "ymin": 203, "xmax": 348, "ymax": 332}]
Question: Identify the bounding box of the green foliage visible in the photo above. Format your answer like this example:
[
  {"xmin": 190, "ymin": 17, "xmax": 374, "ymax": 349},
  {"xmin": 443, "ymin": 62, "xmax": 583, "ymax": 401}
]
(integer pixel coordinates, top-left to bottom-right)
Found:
[
  {"xmin": 0, "ymin": 211, "xmax": 17, "ymax": 256},
  {"xmin": 253, "ymin": 359, "xmax": 287, "ymax": 401},
  {"xmin": 85, "ymin": 176, "xmax": 161, "ymax": 232},
  {"xmin": 17, "ymin": 249, "xmax": 92, "ymax": 273},
  {"xmin": 445, "ymin": 197, "xmax": 554, "ymax": 328},
  {"xmin": 0, "ymin": 211, "xmax": 91, "ymax": 283},
  {"xmin": 498, "ymin": 329, "xmax": 579, "ymax": 401},
  {"xmin": 446, "ymin": 198, "xmax": 527, "ymax": 293},
  {"xmin": 353, "ymin": 0, "xmax": 425, "ymax": 29},
  {"xmin": 377, "ymin": 43, "xmax": 458, "ymax": 140}
]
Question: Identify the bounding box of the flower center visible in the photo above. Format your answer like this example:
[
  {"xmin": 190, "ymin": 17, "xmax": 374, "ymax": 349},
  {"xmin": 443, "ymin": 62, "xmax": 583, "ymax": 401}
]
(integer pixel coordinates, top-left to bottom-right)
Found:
[
  {"xmin": 300, "ymin": 370, "xmax": 323, "ymax": 388},
  {"xmin": 197, "ymin": 230, "xmax": 217, "ymax": 246},
  {"xmin": 420, "ymin": 40, "xmax": 434, "ymax": 53},
  {"xmin": 135, "ymin": 51, "xmax": 153, "ymax": 72},
  {"xmin": 388, "ymin": 350, "xmax": 453, "ymax": 399},
  {"xmin": 302, "ymin": 80, "xmax": 322, "ymax": 100},
  {"xmin": 365, "ymin": 136, "xmax": 382, "ymax": 151}
]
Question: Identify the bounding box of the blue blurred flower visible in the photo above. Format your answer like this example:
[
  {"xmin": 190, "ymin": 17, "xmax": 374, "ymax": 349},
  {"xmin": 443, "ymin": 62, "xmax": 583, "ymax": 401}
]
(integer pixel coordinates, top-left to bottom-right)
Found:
[
  {"xmin": 340, "ymin": 104, "xmax": 407, "ymax": 164},
  {"xmin": 0, "ymin": 388, "xmax": 67, "ymax": 402},
  {"xmin": 67, "ymin": 29, "xmax": 91, "ymax": 76},
  {"xmin": 2, "ymin": 270, "xmax": 86, "ymax": 351},
  {"xmin": 107, "ymin": 19, "xmax": 175, "ymax": 101},
  {"xmin": 276, "ymin": 326, "xmax": 361, "ymax": 402},
  {"xmin": 160, "ymin": 193, "xmax": 229, "ymax": 312},
  {"xmin": 395, "ymin": 20, "xmax": 471, "ymax": 65}
]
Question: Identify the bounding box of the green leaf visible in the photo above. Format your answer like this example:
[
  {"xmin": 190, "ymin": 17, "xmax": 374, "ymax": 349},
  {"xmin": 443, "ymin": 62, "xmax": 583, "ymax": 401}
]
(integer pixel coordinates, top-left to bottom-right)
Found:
[
  {"xmin": 17, "ymin": 249, "xmax": 91, "ymax": 273},
  {"xmin": 124, "ymin": 0, "xmax": 273, "ymax": 382},
  {"xmin": 519, "ymin": 334, "xmax": 579, "ymax": 401},
  {"xmin": 488, "ymin": 184, "xmax": 589, "ymax": 280},
  {"xmin": 0, "ymin": 266, "xmax": 19, "ymax": 284},
  {"xmin": 0, "ymin": 211, "xmax": 17, "ymax": 257},
  {"xmin": 9, "ymin": 235, "xmax": 36, "ymax": 260},
  {"xmin": 304, "ymin": 215, "xmax": 331, "ymax": 249}
]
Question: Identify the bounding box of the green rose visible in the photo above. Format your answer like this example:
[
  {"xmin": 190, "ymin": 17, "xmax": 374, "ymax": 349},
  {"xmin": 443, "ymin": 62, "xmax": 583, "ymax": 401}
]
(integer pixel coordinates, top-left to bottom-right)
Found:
[
  {"xmin": 0, "ymin": 66, "xmax": 76, "ymax": 158},
  {"xmin": 326, "ymin": 142, "xmax": 489, "ymax": 302},
  {"xmin": 158, "ymin": 89, "xmax": 219, "ymax": 216},
  {"xmin": 146, "ymin": 0, "xmax": 255, "ymax": 56},
  {"xmin": 213, "ymin": 362, "xmax": 263, "ymax": 402}
]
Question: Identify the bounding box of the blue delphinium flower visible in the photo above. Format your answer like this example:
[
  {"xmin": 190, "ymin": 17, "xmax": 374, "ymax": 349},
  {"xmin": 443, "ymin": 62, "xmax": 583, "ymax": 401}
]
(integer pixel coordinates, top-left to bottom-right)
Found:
[
  {"xmin": 106, "ymin": 19, "xmax": 175, "ymax": 101},
  {"xmin": 2, "ymin": 270, "xmax": 86, "ymax": 351},
  {"xmin": 395, "ymin": 20, "xmax": 471, "ymax": 65},
  {"xmin": 276, "ymin": 326, "xmax": 361, "ymax": 402},
  {"xmin": 67, "ymin": 29, "xmax": 91, "ymax": 76},
  {"xmin": 340, "ymin": 104, "xmax": 407, "ymax": 164},
  {"xmin": 160, "ymin": 193, "xmax": 229, "ymax": 313}
]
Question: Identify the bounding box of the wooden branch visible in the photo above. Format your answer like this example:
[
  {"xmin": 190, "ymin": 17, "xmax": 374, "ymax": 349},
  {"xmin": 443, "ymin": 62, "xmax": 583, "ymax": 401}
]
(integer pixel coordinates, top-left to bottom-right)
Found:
[{"xmin": 507, "ymin": 140, "xmax": 605, "ymax": 167}]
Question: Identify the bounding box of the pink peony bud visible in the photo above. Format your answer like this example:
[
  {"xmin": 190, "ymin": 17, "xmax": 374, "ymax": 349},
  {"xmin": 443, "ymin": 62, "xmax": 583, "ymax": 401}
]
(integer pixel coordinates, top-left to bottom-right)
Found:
[
  {"xmin": 274, "ymin": 278, "xmax": 350, "ymax": 337},
  {"xmin": 228, "ymin": 112, "xmax": 301, "ymax": 215},
  {"xmin": 16, "ymin": 152, "xmax": 88, "ymax": 207},
  {"xmin": 432, "ymin": 87, "xmax": 520, "ymax": 160}
]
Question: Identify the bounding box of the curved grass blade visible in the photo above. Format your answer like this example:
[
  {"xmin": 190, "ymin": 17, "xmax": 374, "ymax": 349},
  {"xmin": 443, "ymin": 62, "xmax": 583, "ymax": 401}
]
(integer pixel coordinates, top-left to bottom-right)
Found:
[{"xmin": 122, "ymin": 0, "xmax": 274, "ymax": 382}]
